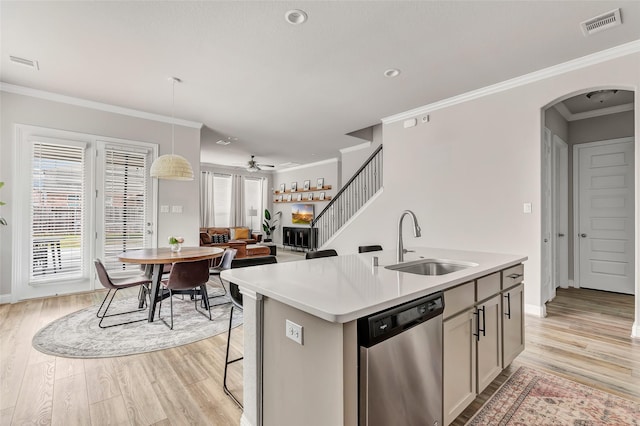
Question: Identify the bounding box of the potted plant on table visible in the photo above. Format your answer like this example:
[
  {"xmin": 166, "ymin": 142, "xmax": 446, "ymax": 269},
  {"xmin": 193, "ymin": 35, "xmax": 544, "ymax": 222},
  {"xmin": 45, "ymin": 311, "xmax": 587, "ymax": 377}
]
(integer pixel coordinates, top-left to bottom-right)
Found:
[{"xmin": 262, "ymin": 209, "xmax": 280, "ymax": 242}]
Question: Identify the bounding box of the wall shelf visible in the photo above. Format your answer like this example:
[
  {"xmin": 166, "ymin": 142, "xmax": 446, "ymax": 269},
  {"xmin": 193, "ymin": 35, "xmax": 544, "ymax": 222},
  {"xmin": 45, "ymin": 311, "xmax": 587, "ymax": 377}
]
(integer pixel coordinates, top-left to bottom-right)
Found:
[
  {"xmin": 274, "ymin": 185, "xmax": 332, "ymax": 195},
  {"xmin": 274, "ymin": 196, "xmax": 332, "ymax": 203}
]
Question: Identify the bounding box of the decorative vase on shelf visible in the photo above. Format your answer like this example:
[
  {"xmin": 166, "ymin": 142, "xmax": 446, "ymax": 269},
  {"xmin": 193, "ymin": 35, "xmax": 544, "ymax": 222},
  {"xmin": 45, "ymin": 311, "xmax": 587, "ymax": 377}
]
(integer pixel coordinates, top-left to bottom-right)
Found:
[{"xmin": 168, "ymin": 236, "xmax": 184, "ymax": 253}]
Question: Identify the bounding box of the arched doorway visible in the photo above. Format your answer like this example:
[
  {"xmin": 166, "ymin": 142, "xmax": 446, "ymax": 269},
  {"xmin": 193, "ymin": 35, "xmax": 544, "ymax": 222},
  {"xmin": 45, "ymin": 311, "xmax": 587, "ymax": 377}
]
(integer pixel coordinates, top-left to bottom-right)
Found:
[{"xmin": 541, "ymin": 87, "xmax": 637, "ymax": 336}]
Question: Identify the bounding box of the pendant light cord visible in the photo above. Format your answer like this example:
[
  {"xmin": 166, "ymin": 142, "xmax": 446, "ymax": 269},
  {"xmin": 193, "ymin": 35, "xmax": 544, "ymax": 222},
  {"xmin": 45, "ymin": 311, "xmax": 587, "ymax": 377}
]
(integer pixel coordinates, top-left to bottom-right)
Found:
[{"xmin": 171, "ymin": 77, "xmax": 176, "ymax": 156}]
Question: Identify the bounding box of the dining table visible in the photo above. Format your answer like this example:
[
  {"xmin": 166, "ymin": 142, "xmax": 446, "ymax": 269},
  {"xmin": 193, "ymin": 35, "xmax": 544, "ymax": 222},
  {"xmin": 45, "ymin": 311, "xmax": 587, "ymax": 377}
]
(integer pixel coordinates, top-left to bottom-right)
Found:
[{"xmin": 118, "ymin": 246, "xmax": 224, "ymax": 322}]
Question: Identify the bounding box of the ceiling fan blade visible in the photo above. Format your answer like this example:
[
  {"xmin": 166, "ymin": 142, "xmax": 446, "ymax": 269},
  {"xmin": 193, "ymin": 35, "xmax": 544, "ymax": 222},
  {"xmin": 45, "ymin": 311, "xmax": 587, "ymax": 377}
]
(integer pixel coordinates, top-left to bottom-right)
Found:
[{"xmin": 257, "ymin": 163, "xmax": 275, "ymax": 168}]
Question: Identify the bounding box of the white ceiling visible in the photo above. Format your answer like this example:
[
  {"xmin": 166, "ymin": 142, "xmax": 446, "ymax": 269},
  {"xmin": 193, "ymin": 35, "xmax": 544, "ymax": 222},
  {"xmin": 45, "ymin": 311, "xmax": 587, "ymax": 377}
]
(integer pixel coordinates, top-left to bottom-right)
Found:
[{"xmin": 2, "ymin": 1, "xmax": 640, "ymax": 170}]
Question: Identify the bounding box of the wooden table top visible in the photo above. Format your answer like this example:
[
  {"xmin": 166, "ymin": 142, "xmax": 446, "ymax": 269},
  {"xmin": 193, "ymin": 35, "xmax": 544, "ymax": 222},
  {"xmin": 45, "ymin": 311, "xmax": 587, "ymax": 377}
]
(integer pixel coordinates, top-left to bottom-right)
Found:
[{"xmin": 118, "ymin": 246, "xmax": 224, "ymax": 264}]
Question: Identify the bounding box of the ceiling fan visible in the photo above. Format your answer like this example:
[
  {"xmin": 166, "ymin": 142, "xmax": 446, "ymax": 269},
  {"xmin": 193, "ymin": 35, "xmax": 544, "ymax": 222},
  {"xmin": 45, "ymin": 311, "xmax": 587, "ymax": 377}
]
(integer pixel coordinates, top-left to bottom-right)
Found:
[{"xmin": 245, "ymin": 155, "xmax": 275, "ymax": 172}]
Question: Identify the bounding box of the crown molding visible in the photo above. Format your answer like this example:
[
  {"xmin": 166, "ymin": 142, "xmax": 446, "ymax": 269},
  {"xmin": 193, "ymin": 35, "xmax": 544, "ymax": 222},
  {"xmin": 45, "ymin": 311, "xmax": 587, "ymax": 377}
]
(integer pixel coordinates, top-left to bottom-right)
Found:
[
  {"xmin": 382, "ymin": 39, "xmax": 640, "ymax": 125},
  {"xmin": 340, "ymin": 141, "xmax": 372, "ymax": 154},
  {"xmin": 274, "ymin": 157, "xmax": 338, "ymax": 173},
  {"xmin": 0, "ymin": 82, "xmax": 203, "ymax": 129}
]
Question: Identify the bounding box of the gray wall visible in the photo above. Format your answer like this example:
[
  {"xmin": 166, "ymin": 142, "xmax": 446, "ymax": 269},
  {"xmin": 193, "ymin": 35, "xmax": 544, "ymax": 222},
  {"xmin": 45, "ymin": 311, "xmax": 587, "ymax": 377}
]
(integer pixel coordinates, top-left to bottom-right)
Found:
[
  {"xmin": 341, "ymin": 124, "xmax": 382, "ymax": 186},
  {"xmin": 0, "ymin": 91, "xmax": 201, "ymax": 298},
  {"xmin": 545, "ymin": 107, "xmax": 569, "ymax": 142}
]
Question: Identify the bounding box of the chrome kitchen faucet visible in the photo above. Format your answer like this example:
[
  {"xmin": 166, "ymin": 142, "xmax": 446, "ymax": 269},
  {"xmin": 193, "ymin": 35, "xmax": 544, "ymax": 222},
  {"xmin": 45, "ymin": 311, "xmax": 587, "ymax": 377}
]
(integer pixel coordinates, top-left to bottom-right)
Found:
[{"xmin": 397, "ymin": 210, "xmax": 421, "ymax": 263}]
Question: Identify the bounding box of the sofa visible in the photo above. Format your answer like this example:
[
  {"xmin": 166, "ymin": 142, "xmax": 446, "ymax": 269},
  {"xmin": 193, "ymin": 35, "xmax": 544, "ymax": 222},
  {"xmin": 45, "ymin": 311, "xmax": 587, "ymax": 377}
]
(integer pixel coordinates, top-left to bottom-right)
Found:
[{"xmin": 199, "ymin": 227, "xmax": 269, "ymax": 258}]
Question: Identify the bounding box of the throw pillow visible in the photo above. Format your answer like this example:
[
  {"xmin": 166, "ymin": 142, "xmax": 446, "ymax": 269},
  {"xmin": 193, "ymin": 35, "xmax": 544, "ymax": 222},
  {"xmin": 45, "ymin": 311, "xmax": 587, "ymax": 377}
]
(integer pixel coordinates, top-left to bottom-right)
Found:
[
  {"xmin": 222, "ymin": 234, "xmax": 229, "ymax": 243},
  {"xmin": 229, "ymin": 228, "xmax": 236, "ymax": 239},
  {"xmin": 235, "ymin": 228, "xmax": 249, "ymax": 239},
  {"xmin": 201, "ymin": 233, "xmax": 212, "ymax": 244}
]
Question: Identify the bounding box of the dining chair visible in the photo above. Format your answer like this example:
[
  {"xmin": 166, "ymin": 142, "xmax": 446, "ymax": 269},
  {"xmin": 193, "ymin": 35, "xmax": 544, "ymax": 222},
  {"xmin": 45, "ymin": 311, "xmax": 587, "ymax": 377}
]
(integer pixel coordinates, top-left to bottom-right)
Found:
[
  {"xmin": 158, "ymin": 259, "xmax": 212, "ymax": 330},
  {"xmin": 209, "ymin": 248, "xmax": 238, "ymax": 299},
  {"xmin": 94, "ymin": 259, "xmax": 152, "ymax": 328},
  {"xmin": 224, "ymin": 255, "xmax": 278, "ymax": 408},
  {"xmin": 305, "ymin": 249, "xmax": 338, "ymax": 259},
  {"xmin": 358, "ymin": 245, "xmax": 383, "ymax": 253}
]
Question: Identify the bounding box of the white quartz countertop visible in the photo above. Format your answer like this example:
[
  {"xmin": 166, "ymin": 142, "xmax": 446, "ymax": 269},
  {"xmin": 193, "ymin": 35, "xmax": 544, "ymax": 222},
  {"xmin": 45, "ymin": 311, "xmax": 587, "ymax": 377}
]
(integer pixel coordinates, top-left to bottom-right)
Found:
[{"xmin": 221, "ymin": 247, "xmax": 527, "ymax": 323}]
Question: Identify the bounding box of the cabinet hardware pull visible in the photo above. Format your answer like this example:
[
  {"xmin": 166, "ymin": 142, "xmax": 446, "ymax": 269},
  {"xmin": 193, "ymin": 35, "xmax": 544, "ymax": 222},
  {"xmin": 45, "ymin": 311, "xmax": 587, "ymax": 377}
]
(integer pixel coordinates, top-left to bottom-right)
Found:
[
  {"xmin": 507, "ymin": 273, "xmax": 522, "ymax": 279},
  {"xmin": 504, "ymin": 293, "xmax": 511, "ymax": 319}
]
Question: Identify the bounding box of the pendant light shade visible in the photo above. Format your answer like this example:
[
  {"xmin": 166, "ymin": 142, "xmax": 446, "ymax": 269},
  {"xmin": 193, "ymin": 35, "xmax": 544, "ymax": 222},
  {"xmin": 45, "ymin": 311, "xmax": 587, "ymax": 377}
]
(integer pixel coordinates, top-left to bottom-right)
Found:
[
  {"xmin": 150, "ymin": 154, "xmax": 194, "ymax": 180},
  {"xmin": 150, "ymin": 77, "xmax": 194, "ymax": 181}
]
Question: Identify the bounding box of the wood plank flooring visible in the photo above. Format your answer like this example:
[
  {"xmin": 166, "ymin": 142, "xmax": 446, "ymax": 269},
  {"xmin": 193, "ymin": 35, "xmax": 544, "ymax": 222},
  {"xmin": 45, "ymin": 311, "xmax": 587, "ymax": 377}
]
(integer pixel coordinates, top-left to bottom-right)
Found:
[
  {"xmin": 452, "ymin": 287, "xmax": 640, "ymax": 425},
  {"xmin": 1, "ymin": 286, "xmax": 637, "ymax": 425}
]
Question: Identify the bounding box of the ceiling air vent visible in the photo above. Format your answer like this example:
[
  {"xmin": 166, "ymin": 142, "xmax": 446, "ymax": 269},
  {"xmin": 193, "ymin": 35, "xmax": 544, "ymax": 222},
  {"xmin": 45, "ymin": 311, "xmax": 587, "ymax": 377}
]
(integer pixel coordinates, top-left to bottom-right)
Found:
[
  {"xmin": 9, "ymin": 55, "xmax": 39, "ymax": 70},
  {"xmin": 581, "ymin": 8, "xmax": 622, "ymax": 36}
]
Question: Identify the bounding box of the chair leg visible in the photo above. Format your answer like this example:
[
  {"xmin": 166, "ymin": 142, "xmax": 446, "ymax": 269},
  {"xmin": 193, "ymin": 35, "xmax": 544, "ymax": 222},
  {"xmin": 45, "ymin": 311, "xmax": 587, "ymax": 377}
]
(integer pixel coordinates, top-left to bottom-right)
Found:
[
  {"xmin": 97, "ymin": 287, "xmax": 149, "ymax": 328},
  {"xmin": 223, "ymin": 305, "xmax": 243, "ymax": 408},
  {"xmin": 195, "ymin": 285, "xmax": 213, "ymax": 320},
  {"xmin": 207, "ymin": 274, "xmax": 228, "ymax": 300},
  {"xmin": 158, "ymin": 289, "xmax": 175, "ymax": 330}
]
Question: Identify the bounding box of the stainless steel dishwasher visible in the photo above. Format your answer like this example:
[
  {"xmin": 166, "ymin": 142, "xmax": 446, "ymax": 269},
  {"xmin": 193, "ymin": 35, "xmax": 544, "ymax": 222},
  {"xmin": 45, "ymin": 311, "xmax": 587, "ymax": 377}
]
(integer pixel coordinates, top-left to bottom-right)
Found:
[{"xmin": 358, "ymin": 292, "xmax": 444, "ymax": 426}]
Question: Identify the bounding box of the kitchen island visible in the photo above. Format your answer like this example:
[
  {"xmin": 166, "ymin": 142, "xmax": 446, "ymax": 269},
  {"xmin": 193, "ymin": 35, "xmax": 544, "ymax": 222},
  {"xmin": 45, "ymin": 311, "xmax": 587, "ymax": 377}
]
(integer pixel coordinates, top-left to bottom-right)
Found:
[{"xmin": 222, "ymin": 247, "xmax": 527, "ymax": 426}]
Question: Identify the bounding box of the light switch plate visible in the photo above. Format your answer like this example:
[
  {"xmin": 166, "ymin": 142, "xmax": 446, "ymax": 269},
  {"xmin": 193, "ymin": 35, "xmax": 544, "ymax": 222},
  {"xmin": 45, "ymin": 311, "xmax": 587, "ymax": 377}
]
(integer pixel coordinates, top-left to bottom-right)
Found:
[
  {"xmin": 285, "ymin": 319, "xmax": 303, "ymax": 345},
  {"xmin": 171, "ymin": 205, "xmax": 183, "ymax": 213},
  {"xmin": 523, "ymin": 202, "xmax": 532, "ymax": 214},
  {"xmin": 160, "ymin": 205, "xmax": 169, "ymax": 213}
]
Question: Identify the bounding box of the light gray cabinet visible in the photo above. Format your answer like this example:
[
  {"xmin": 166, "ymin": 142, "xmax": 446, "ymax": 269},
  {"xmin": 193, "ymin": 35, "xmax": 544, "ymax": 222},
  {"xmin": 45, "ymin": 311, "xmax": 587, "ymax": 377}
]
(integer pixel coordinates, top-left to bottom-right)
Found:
[
  {"xmin": 443, "ymin": 308, "xmax": 476, "ymax": 426},
  {"xmin": 443, "ymin": 265, "xmax": 524, "ymax": 426}
]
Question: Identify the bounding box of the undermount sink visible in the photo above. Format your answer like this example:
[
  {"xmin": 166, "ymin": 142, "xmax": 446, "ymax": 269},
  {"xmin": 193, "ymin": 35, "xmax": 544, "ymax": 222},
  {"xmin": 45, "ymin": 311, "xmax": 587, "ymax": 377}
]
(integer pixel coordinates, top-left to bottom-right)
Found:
[{"xmin": 385, "ymin": 258, "xmax": 478, "ymax": 276}]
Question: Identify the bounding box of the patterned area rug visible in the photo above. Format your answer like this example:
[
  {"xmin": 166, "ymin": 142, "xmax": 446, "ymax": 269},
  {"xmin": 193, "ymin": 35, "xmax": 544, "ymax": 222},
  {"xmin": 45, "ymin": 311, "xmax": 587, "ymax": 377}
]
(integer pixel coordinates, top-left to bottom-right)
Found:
[
  {"xmin": 467, "ymin": 366, "xmax": 639, "ymax": 425},
  {"xmin": 32, "ymin": 286, "xmax": 242, "ymax": 358}
]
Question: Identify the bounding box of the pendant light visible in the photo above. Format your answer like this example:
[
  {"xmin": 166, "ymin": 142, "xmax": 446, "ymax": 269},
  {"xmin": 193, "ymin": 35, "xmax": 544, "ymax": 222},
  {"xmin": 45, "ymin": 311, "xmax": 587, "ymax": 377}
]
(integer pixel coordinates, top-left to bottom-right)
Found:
[{"xmin": 150, "ymin": 77, "xmax": 194, "ymax": 180}]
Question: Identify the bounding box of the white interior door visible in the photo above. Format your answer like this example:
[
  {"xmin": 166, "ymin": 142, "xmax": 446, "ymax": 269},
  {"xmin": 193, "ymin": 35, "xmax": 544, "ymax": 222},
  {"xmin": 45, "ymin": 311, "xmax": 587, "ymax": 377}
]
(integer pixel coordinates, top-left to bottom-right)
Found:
[
  {"xmin": 541, "ymin": 128, "xmax": 553, "ymax": 302},
  {"xmin": 553, "ymin": 135, "xmax": 569, "ymax": 290},
  {"xmin": 575, "ymin": 138, "xmax": 635, "ymax": 294}
]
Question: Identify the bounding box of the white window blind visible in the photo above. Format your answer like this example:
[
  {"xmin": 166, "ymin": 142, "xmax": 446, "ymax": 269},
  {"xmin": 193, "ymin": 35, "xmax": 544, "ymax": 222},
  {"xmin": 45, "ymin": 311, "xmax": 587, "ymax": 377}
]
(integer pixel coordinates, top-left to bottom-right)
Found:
[
  {"xmin": 244, "ymin": 177, "xmax": 263, "ymax": 232},
  {"xmin": 103, "ymin": 146, "xmax": 150, "ymax": 273},
  {"xmin": 31, "ymin": 141, "xmax": 86, "ymax": 282},
  {"xmin": 214, "ymin": 174, "xmax": 232, "ymax": 226}
]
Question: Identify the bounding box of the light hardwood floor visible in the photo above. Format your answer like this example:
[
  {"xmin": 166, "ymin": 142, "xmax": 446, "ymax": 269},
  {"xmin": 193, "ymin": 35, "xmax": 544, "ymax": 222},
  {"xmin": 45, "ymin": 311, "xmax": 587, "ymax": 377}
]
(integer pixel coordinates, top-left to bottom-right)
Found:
[{"xmin": 1, "ymin": 287, "xmax": 638, "ymax": 425}]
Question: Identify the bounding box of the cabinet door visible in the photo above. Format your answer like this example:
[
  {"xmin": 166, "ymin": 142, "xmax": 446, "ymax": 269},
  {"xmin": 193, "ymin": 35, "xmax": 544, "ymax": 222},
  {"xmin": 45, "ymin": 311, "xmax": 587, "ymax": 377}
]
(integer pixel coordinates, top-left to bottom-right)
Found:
[
  {"xmin": 476, "ymin": 295, "xmax": 502, "ymax": 393},
  {"xmin": 502, "ymin": 283, "xmax": 524, "ymax": 367},
  {"xmin": 443, "ymin": 309, "xmax": 476, "ymax": 426}
]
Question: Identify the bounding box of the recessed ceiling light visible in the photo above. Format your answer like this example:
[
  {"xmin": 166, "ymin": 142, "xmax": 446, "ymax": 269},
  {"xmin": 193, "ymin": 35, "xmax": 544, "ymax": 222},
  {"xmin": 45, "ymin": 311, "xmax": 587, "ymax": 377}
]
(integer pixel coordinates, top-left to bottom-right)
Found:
[
  {"xmin": 285, "ymin": 9, "xmax": 308, "ymax": 25},
  {"xmin": 9, "ymin": 55, "xmax": 39, "ymax": 70},
  {"xmin": 384, "ymin": 68, "xmax": 401, "ymax": 78}
]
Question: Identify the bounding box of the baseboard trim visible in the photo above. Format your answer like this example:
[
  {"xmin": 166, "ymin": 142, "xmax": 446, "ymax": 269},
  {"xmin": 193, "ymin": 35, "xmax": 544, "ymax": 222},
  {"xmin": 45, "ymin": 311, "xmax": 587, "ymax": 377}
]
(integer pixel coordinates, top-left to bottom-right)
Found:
[
  {"xmin": 567, "ymin": 279, "xmax": 576, "ymax": 288},
  {"xmin": 525, "ymin": 303, "xmax": 546, "ymax": 318},
  {"xmin": 240, "ymin": 414, "xmax": 254, "ymax": 426},
  {"xmin": 632, "ymin": 321, "xmax": 640, "ymax": 340},
  {"xmin": 0, "ymin": 294, "xmax": 12, "ymax": 304}
]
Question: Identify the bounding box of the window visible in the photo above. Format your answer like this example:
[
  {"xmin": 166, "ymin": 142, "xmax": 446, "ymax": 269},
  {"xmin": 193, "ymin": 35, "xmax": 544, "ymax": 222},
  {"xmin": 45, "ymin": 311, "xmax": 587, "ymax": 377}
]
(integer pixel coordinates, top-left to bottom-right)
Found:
[
  {"xmin": 214, "ymin": 174, "xmax": 232, "ymax": 226},
  {"xmin": 31, "ymin": 141, "xmax": 86, "ymax": 282},
  {"xmin": 101, "ymin": 145, "xmax": 152, "ymax": 273},
  {"xmin": 244, "ymin": 177, "xmax": 263, "ymax": 231}
]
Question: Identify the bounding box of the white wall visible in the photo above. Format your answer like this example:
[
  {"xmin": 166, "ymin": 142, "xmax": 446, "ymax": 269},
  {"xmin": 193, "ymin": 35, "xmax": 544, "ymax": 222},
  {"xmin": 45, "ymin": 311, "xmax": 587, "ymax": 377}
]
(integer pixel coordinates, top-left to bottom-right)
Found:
[
  {"xmin": 272, "ymin": 159, "xmax": 339, "ymax": 246},
  {"xmin": 0, "ymin": 91, "xmax": 201, "ymax": 299},
  {"xmin": 328, "ymin": 52, "xmax": 640, "ymax": 325},
  {"xmin": 340, "ymin": 124, "xmax": 382, "ymax": 186}
]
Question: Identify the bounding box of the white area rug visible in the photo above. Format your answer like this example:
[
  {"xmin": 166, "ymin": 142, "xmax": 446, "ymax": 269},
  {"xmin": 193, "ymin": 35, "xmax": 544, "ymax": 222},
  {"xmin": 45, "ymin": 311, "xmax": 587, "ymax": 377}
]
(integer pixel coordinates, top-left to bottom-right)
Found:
[{"xmin": 32, "ymin": 286, "xmax": 242, "ymax": 358}]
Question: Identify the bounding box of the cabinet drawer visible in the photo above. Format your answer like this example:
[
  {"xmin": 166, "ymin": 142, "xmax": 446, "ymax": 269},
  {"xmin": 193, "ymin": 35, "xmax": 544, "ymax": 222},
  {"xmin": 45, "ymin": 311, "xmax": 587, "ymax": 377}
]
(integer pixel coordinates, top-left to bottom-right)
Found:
[
  {"xmin": 476, "ymin": 272, "xmax": 501, "ymax": 302},
  {"xmin": 443, "ymin": 281, "xmax": 475, "ymax": 319},
  {"xmin": 502, "ymin": 264, "xmax": 524, "ymax": 289}
]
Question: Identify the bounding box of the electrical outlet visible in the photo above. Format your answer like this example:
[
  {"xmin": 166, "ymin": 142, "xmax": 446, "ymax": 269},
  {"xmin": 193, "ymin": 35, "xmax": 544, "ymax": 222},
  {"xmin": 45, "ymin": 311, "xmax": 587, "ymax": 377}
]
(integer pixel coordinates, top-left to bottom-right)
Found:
[{"xmin": 285, "ymin": 319, "xmax": 303, "ymax": 345}]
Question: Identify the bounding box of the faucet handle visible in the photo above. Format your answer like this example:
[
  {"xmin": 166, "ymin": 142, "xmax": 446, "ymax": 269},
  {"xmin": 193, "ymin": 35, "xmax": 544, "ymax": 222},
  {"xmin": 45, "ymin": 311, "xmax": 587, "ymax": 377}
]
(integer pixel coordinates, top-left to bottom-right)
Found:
[{"xmin": 403, "ymin": 249, "xmax": 415, "ymax": 254}]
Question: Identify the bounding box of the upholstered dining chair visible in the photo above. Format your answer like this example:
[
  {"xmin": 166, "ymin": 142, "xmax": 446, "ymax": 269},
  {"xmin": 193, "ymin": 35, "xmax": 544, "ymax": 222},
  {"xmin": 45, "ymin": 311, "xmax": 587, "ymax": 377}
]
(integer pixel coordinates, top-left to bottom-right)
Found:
[
  {"xmin": 94, "ymin": 259, "xmax": 152, "ymax": 328},
  {"xmin": 305, "ymin": 249, "xmax": 338, "ymax": 259},
  {"xmin": 158, "ymin": 259, "xmax": 212, "ymax": 330},
  {"xmin": 224, "ymin": 255, "xmax": 278, "ymax": 408},
  {"xmin": 208, "ymin": 248, "xmax": 238, "ymax": 299},
  {"xmin": 358, "ymin": 245, "xmax": 383, "ymax": 253}
]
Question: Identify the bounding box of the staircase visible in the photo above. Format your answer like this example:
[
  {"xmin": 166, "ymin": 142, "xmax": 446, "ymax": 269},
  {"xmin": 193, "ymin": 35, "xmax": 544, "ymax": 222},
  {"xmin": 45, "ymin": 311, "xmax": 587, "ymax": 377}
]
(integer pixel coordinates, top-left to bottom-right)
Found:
[{"xmin": 311, "ymin": 145, "xmax": 383, "ymax": 249}]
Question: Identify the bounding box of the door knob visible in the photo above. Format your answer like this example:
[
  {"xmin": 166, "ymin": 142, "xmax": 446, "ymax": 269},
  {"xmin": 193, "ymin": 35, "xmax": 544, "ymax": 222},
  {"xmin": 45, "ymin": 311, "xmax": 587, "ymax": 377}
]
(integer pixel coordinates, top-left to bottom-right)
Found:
[
  {"xmin": 580, "ymin": 233, "xmax": 587, "ymax": 238},
  {"xmin": 558, "ymin": 233, "xmax": 565, "ymax": 237},
  {"xmin": 543, "ymin": 238, "xmax": 548, "ymax": 242}
]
